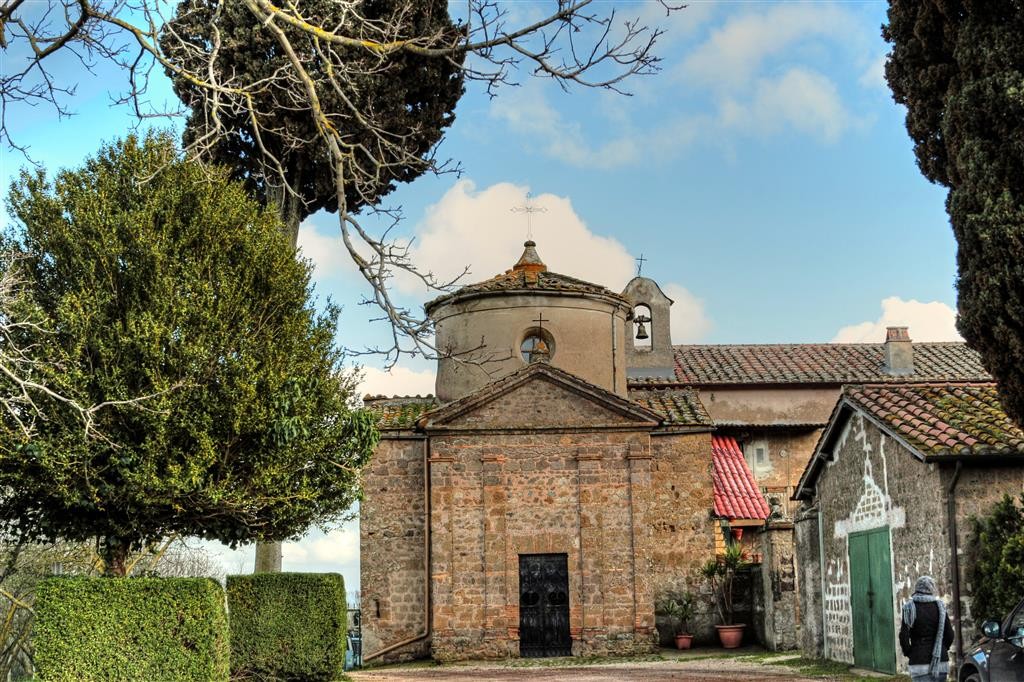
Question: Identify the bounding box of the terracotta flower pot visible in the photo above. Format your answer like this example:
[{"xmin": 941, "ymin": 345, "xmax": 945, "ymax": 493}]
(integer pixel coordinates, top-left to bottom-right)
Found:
[
  {"xmin": 674, "ymin": 633, "xmax": 693, "ymax": 649},
  {"xmin": 715, "ymin": 623, "xmax": 745, "ymax": 649}
]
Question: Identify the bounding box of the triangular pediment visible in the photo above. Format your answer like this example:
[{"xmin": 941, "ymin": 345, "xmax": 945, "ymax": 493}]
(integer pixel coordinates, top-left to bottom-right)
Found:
[{"xmin": 422, "ymin": 363, "xmax": 661, "ymax": 431}]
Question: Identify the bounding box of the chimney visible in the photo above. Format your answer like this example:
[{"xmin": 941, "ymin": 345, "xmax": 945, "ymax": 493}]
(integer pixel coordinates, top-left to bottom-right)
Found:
[{"xmin": 884, "ymin": 326, "xmax": 914, "ymax": 376}]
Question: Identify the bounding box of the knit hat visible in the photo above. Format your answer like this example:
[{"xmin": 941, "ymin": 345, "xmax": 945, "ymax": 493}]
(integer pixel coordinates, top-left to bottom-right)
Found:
[{"xmin": 915, "ymin": 575, "xmax": 937, "ymax": 596}]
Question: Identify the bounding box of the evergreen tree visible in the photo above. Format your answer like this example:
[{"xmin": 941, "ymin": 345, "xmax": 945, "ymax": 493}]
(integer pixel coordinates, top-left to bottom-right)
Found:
[
  {"xmin": 162, "ymin": 0, "xmax": 465, "ymax": 243},
  {"xmin": 884, "ymin": 1, "xmax": 1024, "ymax": 425},
  {"xmin": 966, "ymin": 494, "xmax": 1024, "ymax": 622},
  {"xmin": 0, "ymin": 133, "xmax": 378, "ymax": 575}
]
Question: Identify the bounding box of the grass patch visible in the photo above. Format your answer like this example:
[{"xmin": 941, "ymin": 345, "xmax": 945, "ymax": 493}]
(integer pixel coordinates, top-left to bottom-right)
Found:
[{"xmin": 765, "ymin": 657, "xmax": 909, "ymax": 680}]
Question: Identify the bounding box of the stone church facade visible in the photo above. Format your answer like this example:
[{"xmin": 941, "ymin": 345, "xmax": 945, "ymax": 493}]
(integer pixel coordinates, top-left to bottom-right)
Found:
[{"xmin": 360, "ymin": 240, "xmax": 992, "ymax": 663}]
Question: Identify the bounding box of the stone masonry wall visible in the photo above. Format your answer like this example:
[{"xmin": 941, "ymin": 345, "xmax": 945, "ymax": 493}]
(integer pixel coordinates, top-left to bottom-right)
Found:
[
  {"xmin": 758, "ymin": 521, "xmax": 798, "ymax": 650},
  {"xmin": 752, "ymin": 431, "xmax": 822, "ymax": 516},
  {"xmin": 360, "ymin": 436, "xmax": 430, "ymax": 662},
  {"xmin": 813, "ymin": 412, "xmax": 946, "ymax": 672},
  {"xmin": 429, "ymin": 428, "xmax": 658, "ymax": 661},
  {"xmin": 794, "ymin": 503, "xmax": 824, "ymax": 658},
  {"xmin": 940, "ymin": 464, "xmax": 1024, "ymax": 639},
  {"xmin": 648, "ymin": 432, "xmax": 717, "ymax": 645}
]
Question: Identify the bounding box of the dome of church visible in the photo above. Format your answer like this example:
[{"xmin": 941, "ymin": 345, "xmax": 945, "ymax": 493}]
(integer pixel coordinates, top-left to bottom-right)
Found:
[
  {"xmin": 427, "ymin": 241, "xmax": 631, "ymax": 401},
  {"xmin": 424, "ymin": 241, "xmax": 625, "ymax": 314}
]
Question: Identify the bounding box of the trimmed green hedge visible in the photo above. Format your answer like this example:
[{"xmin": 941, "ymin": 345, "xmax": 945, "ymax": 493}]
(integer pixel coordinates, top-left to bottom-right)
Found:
[
  {"xmin": 227, "ymin": 573, "xmax": 347, "ymax": 681},
  {"xmin": 34, "ymin": 576, "xmax": 229, "ymax": 682}
]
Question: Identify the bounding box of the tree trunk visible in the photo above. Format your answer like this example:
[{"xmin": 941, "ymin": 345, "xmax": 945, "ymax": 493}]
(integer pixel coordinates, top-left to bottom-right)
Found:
[
  {"xmin": 101, "ymin": 537, "xmax": 131, "ymax": 577},
  {"xmin": 253, "ymin": 176, "xmax": 301, "ymax": 574},
  {"xmin": 254, "ymin": 542, "xmax": 283, "ymax": 573}
]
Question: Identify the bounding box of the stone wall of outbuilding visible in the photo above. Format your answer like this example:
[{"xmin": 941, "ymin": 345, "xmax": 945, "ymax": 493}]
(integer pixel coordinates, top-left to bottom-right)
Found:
[
  {"xmin": 939, "ymin": 463, "xmax": 1024, "ymax": 639},
  {"xmin": 360, "ymin": 435, "xmax": 431, "ymax": 662},
  {"xmin": 798, "ymin": 413, "xmax": 1024, "ymax": 669},
  {"xmin": 805, "ymin": 412, "xmax": 947, "ymax": 671}
]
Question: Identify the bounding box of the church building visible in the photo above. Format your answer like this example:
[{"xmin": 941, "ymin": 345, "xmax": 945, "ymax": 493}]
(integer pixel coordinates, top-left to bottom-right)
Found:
[{"xmin": 359, "ymin": 240, "xmax": 993, "ymax": 664}]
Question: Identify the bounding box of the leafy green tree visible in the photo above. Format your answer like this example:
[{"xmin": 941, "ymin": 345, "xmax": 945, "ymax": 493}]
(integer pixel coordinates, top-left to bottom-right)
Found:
[
  {"xmin": 162, "ymin": 0, "xmax": 465, "ymax": 243},
  {"xmin": 883, "ymin": 2, "xmax": 1024, "ymax": 425},
  {"xmin": 0, "ymin": 132, "xmax": 378, "ymax": 575},
  {"xmin": 966, "ymin": 494, "xmax": 1024, "ymax": 623}
]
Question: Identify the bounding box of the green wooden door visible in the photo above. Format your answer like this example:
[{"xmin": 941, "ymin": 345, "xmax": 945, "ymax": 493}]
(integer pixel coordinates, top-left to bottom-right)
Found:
[{"xmin": 849, "ymin": 528, "xmax": 896, "ymax": 674}]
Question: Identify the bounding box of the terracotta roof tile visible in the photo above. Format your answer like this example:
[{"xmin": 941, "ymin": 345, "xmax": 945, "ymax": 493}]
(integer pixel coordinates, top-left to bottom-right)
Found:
[
  {"xmin": 628, "ymin": 387, "xmax": 714, "ymax": 426},
  {"xmin": 363, "ymin": 395, "xmax": 438, "ymax": 430},
  {"xmin": 424, "ymin": 242, "xmax": 625, "ymax": 313},
  {"xmin": 627, "ymin": 343, "xmax": 989, "ymax": 386},
  {"xmin": 845, "ymin": 383, "xmax": 1024, "ymax": 457},
  {"xmin": 712, "ymin": 435, "xmax": 770, "ymax": 521}
]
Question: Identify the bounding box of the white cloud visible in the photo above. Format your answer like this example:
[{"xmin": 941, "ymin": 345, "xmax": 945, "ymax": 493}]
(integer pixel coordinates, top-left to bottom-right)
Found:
[
  {"xmin": 397, "ymin": 180, "xmax": 711, "ymax": 343},
  {"xmin": 832, "ymin": 297, "xmax": 962, "ymax": 343},
  {"xmin": 296, "ymin": 220, "xmax": 351, "ymax": 280},
  {"xmin": 359, "ymin": 365, "xmax": 436, "ymax": 398},
  {"xmin": 679, "ymin": 3, "xmax": 859, "ymax": 89},
  {"xmin": 859, "ymin": 54, "xmax": 889, "ymax": 90},
  {"xmin": 490, "ymin": 85, "xmax": 643, "ymax": 169},
  {"xmin": 664, "ymin": 283, "xmax": 712, "ymax": 343},
  {"xmin": 398, "ymin": 180, "xmax": 635, "ymax": 295},
  {"xmin": 720, "ymin": 67, "xmax": 852, "ymax": 142},
  {"xmin": 284, "ymin": 525, "xmax": 359, "ymax": 566}
]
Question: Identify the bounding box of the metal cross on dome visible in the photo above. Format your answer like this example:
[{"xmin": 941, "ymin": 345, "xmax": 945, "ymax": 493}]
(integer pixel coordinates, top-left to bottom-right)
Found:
[
  {"xmin": 636, "ymin": 253, "xmax": 647, "ymax": 277},
  {"xmin": 511, "ymin": 192, "xmax": 548, "ymax": 241},
  {"xmin": 533, "ymin": 311, "xmax": 549, "ymax": 331}
]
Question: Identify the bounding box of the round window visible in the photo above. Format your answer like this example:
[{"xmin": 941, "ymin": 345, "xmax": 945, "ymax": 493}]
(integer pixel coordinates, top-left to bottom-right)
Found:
[{"xmin": 520, "ymin": 327, "xmax": 555, "ymax": 363}]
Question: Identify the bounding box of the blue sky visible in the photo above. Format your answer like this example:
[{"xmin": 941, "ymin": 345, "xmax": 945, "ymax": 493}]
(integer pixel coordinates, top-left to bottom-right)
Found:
[{"xmin": 0, "ymin": 1, "xmax": 962, "ymax": 588}]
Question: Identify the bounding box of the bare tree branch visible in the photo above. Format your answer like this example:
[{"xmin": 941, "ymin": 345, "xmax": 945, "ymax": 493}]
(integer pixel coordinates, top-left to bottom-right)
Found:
[{"xmin": 1, "ymin": 0, "xmax": 681, "ymax": 366}]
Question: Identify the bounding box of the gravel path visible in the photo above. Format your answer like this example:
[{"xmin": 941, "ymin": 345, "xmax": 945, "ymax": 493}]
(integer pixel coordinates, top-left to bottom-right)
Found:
[{"xmin": 350, "ymin": 657, "xmax": 831, "ymax": 681}]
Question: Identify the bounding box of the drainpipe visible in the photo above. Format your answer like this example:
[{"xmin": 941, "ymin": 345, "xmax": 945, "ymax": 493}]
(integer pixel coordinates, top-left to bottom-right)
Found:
[
  {"xmin": 816, "ymin": 502, "xmax": 828, "ymax": 660},
  {"xmin": 364, "ymin": 436, "xmax": 432, "ymax": 662},
  {"xmin": 611, "ymin": 309, "xmax": 619, "ymax": 394},
  {"xmin": 946, "ymin": 460, "xmax": 963, "ymax": 664}
]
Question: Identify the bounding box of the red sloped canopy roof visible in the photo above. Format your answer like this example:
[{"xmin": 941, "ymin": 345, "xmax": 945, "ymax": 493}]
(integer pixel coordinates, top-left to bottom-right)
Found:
[{"xmin": 712, "ymin": 435, "xmax": 770, "ymax": 521}]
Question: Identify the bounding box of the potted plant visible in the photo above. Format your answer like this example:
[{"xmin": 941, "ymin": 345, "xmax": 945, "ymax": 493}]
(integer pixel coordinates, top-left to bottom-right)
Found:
[
  {"xmin": 656, "ymin": 592, "xmax": 695, "ymax": 649},
  {"xmin": 700, "ymin": 542, "xmax": 750, "ymax": 648}
]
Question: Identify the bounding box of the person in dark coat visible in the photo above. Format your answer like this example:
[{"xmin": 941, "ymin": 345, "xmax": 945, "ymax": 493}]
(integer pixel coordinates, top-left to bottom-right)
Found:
[{"xmin": 900, "ymin": 575, "xmax": 955, "ymax": 682}]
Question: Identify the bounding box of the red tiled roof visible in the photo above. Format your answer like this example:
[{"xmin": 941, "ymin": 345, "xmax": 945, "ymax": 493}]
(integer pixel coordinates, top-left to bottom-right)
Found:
[
  {"xmin": 363, "ymin": 395, "xmax": 438, "ymax": 430},
  {"xmin": 845, "ymin": 383, "xmax": 1024, "ymax": 457},
  {"xmin": 425, "ymin": 241, "xmax": 625, "ymax": 313},
  {"xmin": 628, "ymin": 387, "xmax": 714, "ymax": 426},
  {"xmin": 712, "ymin": 435, "xmax": 770, "ymax": 521},
  {"xmin": 650, "ymin": 343, "xmax": 989, "ymax": 386}
]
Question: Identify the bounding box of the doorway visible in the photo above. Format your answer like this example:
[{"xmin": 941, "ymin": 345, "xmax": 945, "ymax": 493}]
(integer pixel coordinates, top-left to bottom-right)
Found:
[
  {"xmin": 518, "ymin": 553, "xmax": 571, "ymax": 657},
  {"xmin": 849, "ymin": 527, "xmax": 896, "ymax": 674}
]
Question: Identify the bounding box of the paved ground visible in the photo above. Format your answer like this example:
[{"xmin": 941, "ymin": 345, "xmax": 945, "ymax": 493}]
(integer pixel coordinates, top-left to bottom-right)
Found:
[
  {"xmin": 350, "ymin": 650, "xmax": 878, "ymax": 682},
  {"xmin": 352, "ymin": 660, "xmax": 816, "ymax": 681}
]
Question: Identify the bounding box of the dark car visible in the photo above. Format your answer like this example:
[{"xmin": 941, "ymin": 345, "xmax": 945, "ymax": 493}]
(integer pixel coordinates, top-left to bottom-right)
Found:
[{"xmin": 959, "ymin": 598, "xmax": 1024, "ymax": 681}]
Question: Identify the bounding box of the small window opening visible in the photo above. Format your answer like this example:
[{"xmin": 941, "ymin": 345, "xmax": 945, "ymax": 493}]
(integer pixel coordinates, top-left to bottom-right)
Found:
[
  {"xmin": 633, "ymin": 304, "xmax": 652, "ymax": 349},
  {"xmin": 521, "ymin": 327, "xmax": 555, "ymax": 363},
  {"xmin": 374, "ymin": 598, "xmax": 381, "ymax": 618}
]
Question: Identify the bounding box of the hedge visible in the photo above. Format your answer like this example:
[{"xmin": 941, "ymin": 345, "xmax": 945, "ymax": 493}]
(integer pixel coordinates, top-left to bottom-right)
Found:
[
  {"xmin": 227, "ymin": 573, "xmax": 347, "ymax": 681},
  {"xmin": 34, "ymin": 576, "xmax": 230, "ymax": 682}
]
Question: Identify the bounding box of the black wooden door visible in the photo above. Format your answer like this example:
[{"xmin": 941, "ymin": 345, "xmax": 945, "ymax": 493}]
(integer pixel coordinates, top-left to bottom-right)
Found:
[{"xmin": 519, "ymin": 553, "xmax": 571, "ymax": 657}]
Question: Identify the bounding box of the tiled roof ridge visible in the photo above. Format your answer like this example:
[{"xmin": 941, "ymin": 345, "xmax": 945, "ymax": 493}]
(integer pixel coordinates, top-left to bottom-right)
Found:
[
  {"xmin": 845, "ymin": 380, "xmax": 996, "ymax": 391},
  {"xmin": 672, "ymin": 341, "xmax": 971, "ymax": 349},
  {"xmin": 363, "ymin": 394, "xmax": 436, "ymax": 402},
  {"xmin": 425, "ymin": 267, "xmax": 626, "ymax": 312}
]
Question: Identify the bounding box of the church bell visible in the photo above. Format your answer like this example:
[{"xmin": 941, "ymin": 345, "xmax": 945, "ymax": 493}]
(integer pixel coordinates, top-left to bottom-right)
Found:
[{"xmin": 635, "ymin": 321, "xmax": 649, "ymax": 340}]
